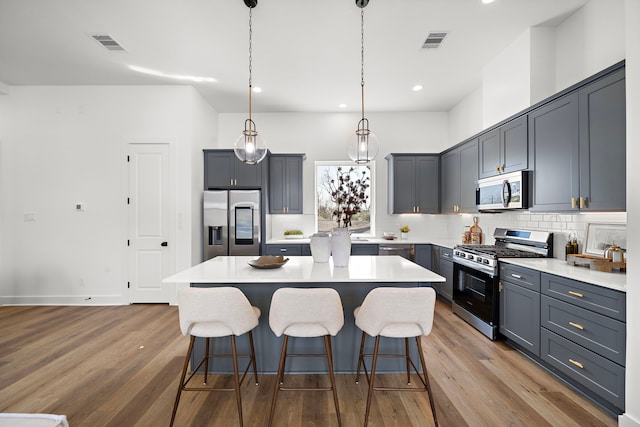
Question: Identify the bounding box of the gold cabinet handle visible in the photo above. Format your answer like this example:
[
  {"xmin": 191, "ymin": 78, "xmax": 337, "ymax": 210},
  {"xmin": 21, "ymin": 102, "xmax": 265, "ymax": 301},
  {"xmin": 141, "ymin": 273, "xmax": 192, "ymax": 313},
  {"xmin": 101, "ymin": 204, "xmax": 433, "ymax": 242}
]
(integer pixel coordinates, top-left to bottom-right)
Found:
[
  {"xmin": 511, "ymin": 274, "xmax": 522, "ymax": 279},
  {"xmin": 568, "ymin": 291, "xmax": 584, "ymax": 298},
  {"xmin": 496, "ymin": 166, "xmax": 501, "ymax": 172},
  {"xmin": 569, "ymin": 358, "xmax": 584, "ymax": 369},
  {"xmin": 571, "ymin": 197, "xmax": 577, "ymax": 208},
  {"xmin": 579, "ymin": 196, "xmax": 586, "ymax": 208},
  {"xmin": 569, "ymin": 321, "xmax": 584, "ymax": 330}
]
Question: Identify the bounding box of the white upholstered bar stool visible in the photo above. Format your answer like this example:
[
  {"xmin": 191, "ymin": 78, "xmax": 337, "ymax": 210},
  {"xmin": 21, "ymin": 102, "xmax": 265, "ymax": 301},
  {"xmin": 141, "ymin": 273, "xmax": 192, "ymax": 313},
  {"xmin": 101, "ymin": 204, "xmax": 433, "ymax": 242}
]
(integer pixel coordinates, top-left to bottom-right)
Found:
[
  {"xmin": 268, "ymin": 287, "xmax": 344, "ymax": 427},
  {"xmin": 171, "ymin": 287, "xmax": 260, "ymax": 427},
  {"xmin": 354, "ymin": 287, "xmax": 439, "ymax": 427}
]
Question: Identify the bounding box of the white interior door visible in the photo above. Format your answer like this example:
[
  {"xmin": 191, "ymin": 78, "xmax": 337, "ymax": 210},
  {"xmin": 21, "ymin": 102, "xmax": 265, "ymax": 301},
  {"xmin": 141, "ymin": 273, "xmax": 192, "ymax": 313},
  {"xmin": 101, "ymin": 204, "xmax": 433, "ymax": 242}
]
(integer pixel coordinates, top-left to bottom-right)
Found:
[{"xmin": 128, "ymin": 143, "xmax": 171, "ymax": 303}]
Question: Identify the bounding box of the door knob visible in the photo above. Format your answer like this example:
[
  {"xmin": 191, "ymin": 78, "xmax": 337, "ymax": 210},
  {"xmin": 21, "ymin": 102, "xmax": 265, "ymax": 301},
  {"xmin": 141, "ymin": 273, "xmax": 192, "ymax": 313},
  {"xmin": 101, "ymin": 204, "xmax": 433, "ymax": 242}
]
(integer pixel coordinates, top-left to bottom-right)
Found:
[{"xmin": 161, "ymin": 242, "xmax": 168, "ymax": 247}]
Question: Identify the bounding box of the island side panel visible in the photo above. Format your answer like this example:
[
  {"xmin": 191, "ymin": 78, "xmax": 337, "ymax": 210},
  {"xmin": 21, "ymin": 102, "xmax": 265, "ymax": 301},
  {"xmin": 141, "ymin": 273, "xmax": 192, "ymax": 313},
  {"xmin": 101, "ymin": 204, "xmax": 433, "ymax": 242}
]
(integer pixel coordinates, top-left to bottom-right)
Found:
[{"xmin": 191, "ymin": 281, "xmax": 435, "ymax": 374}]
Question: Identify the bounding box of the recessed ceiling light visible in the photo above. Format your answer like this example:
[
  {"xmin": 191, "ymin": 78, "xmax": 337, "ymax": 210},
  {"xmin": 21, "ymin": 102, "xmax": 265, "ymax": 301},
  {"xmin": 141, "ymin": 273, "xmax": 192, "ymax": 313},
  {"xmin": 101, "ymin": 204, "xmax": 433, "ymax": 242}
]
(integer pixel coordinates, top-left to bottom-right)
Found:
[
  {"xmin": 128, "ymin": 65, "xmax": 216, "ymax": 83},
  {"xmin": 482, "ymin": 0, "xmax": 495, "ymax": 4},
  {"xmin": 252, "ymin": 87, "xmax": 262, "ymax": 93},
  {"xmin": 412, "ymin": 85, "xmax": 424, "ymax": 92},
  {"xmin": 339, "ymin": 103, "xmax": 348, "ymax": 108}
]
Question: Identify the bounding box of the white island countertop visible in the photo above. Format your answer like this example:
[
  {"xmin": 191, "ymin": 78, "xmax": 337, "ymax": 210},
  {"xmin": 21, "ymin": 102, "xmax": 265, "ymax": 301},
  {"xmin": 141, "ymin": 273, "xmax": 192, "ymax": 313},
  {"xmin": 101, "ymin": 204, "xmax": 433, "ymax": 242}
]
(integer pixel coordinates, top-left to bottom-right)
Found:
[{"xmin": 163, "ymin": 255, "xmax": 445, "ymax": 284}]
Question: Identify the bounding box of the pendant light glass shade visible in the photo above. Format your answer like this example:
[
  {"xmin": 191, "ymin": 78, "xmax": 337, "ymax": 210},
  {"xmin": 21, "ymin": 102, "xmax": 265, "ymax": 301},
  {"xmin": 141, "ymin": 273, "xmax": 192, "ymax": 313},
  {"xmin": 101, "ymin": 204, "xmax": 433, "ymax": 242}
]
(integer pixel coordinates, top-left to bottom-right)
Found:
[
  {"xmin": 347, "ymin": 118, "xmax": 379, "ymax": 163},
  {"xmin": 234, "ymin": 119, "xmax": 267, "ymax": 164}
]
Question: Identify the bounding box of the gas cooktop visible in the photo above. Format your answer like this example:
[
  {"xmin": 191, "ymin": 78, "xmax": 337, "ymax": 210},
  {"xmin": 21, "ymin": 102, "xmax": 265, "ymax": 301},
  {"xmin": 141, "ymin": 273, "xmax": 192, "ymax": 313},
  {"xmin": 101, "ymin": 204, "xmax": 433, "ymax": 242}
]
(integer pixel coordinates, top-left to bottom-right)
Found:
[{"xmin": 453, "ymin": 228, "xmax": 553, "ymax": 275}]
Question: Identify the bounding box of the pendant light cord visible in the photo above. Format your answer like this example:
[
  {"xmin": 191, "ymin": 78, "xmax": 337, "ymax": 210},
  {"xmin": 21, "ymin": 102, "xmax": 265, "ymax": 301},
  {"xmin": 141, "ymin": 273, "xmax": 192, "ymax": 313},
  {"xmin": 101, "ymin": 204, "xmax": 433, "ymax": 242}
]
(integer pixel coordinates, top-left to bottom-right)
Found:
[
  {"xmin": 248, "ymin": 6, "xmax": 253, "ymax": 127},
  {"xmin": 360, "ymin": 8, "xmax": 365, "ymax": 124}
]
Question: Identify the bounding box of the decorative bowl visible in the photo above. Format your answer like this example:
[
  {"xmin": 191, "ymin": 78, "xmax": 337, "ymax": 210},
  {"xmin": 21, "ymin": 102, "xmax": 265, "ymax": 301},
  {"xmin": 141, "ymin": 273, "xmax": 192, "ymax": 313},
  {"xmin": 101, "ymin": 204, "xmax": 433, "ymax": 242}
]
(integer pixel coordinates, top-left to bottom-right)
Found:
[{"xmin": 247, "ymin": 256, "xmax": 289, "ymax": 269}]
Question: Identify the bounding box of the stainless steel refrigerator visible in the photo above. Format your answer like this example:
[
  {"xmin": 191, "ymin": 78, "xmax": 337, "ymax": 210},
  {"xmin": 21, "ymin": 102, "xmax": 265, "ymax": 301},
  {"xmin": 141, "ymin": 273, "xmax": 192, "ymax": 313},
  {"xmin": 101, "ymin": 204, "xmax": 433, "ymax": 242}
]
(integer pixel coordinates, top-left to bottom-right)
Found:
[{"xmin": 203, "ymin": 190, "xmax": 261, "ymax": 260}]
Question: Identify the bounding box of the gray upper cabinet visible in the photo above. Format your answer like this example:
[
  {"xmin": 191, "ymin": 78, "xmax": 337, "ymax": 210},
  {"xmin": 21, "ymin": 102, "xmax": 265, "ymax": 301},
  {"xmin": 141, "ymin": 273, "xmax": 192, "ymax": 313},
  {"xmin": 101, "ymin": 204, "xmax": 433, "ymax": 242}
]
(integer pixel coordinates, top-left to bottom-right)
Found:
[
  {"xmin": 204, "ymin": 150, "xmax": 264, "ymax": 189},
  {"xmin": 441, "ymin": 139, "xmax": 478, "ymax": 213},
  {"xmin": 578, "ymin": 69, "xmax": 626, "ymax": 211},
  {"xmin": 529, "ymin": 67, "xmax": 626, "ymax": 212},
  {"xmin": 387, "ymin": 154, "xmax": 439, "ymax": 214},
  {"xmin": 529, "ymin": 93, "xmax": 580, "ymax": 211},
  {"xmin": 268, "ymin": 154, "xmax": 304, "ymax": 214},
  {"xmin": 479, "ymin": 115, "xmax": 528, "ymax": 179}
]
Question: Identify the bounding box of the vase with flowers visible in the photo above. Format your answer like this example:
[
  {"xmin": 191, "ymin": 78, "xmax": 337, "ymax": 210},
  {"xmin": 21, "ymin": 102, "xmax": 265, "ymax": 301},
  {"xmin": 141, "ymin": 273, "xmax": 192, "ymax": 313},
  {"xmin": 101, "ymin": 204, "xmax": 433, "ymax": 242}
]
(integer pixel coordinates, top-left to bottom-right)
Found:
[
  {"xmin": 400, "ymin": 225, "xmax": 410, "ymax": 240},
  {"xmin": 326, "ymin": 166, "xmax": 370, "ymax": 266}
]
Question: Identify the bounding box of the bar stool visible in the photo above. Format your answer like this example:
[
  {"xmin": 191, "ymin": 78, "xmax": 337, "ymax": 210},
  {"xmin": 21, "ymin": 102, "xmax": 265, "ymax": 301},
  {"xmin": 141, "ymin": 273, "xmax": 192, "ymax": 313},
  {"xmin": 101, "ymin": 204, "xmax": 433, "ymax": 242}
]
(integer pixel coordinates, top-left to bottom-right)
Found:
[
  {"xmin": 268, "ymin": 287, "xmax": 344, "ymax": 427},
  {"xmin": 171, "ymin": 287, "xmax": 260, "ymax": 427},
  {"xmin": 354, "ymin": 287, "xmax": 438, "ymax": 427}
]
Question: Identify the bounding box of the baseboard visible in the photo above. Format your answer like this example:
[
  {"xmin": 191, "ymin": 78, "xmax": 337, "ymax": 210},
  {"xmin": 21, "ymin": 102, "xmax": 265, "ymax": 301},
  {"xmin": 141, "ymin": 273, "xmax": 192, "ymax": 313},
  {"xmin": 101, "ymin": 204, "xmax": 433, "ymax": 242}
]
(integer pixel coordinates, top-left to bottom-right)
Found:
[
  {"xmin": 0, "ymin": 295, "xmax": 126, "ymax": 305},
  {"xmin": 619, "ymin": 413, "xmax": 640, "ymax": 427}
]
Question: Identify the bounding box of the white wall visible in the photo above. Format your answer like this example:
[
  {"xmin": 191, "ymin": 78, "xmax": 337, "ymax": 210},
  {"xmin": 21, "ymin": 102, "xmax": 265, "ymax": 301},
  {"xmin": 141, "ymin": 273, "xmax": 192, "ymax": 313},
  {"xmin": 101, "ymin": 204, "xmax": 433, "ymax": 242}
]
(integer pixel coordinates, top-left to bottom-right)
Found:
[
  {"xmin": 218, "ymin": 112, "xmax": 450, "ymax": 239},
  {"xmin": 555, "ymin": 0, "xmax": 626, "ymax": 92},
  {"xmin": 482, "ymin": 29, "xmax": 533, "ymax": 128},
  {"xmin": 448, "ymin": 87, "xmax": 483, "ymax": 146},
  {"xmin": 0, "ymin": 86, "xmax": 216, "ymax": 305},
  {"xmin": 620, "ymin": 1, "xmax": 639, "ymax": 425}
]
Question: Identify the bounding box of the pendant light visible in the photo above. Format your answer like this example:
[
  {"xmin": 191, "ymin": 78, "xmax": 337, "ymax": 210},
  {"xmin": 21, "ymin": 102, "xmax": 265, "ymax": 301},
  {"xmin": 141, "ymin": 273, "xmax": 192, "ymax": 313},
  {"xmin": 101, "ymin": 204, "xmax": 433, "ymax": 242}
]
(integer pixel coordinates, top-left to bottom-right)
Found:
[
  {"xmin": 234, "ymin": 0, "xmax": 267, "ymax": 164},
  {"xmin": 347, "ymin": 0, "xmax": 379, "ymax": 164}
]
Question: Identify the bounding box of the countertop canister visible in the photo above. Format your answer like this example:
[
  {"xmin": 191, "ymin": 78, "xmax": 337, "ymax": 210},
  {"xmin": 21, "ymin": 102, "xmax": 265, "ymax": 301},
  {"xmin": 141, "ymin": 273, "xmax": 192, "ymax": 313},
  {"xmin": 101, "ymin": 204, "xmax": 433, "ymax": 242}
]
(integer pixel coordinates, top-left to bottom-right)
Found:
[
  {"xmin": 331, "ymin": 228, "xmax": 351, "ymax": 267},
  {"xmin": 310, "ymin": 233, "xmax": 331, "ymax": 263}
]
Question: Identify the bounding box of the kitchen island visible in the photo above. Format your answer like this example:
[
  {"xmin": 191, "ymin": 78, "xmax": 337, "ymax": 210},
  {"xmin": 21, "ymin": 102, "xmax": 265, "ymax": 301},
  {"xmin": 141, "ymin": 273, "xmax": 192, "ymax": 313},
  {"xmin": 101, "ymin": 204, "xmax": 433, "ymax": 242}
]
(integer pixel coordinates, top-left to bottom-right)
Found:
[{"xmin": 163, "ymin": 255, "xmax": 445, "ymax": 374}]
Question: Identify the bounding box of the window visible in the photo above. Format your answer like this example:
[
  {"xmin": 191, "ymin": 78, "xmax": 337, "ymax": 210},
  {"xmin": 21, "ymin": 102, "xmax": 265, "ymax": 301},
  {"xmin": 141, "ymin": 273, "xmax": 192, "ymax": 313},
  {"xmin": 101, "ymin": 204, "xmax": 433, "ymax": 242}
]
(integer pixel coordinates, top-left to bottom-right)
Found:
[{"xmin": 315, "ymin": 161, "xmax": 375, "ymax": 235}]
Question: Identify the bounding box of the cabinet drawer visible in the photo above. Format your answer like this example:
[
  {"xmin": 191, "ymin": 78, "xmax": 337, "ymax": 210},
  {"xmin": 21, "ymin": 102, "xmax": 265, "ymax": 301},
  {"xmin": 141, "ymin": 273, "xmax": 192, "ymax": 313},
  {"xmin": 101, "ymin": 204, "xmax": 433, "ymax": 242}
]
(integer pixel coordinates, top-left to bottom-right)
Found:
[
  {"xmin": 265, "ymin": 245, "xmax": 302, "ymax": 256},
  {"xmin": 540, "ymin": 328, "xmax": 624, "ymax": 410},
  {"xmin": 351, "ymin": 244, "xmax": 379, "ymax": 256},
  {"xmin": 541, "ymin": 295, "xmax": 625, "ymax": 366},
  {"xmin": 541, "ymin": 273, "xmax": 626, "ymax": 321},
  {"xmin": 499, "ymin": 263, "xmax": 540, "ymax": 291},
  {"xmin": 439, "ymin": 247, "xmax": 453, "ymax": 261}
]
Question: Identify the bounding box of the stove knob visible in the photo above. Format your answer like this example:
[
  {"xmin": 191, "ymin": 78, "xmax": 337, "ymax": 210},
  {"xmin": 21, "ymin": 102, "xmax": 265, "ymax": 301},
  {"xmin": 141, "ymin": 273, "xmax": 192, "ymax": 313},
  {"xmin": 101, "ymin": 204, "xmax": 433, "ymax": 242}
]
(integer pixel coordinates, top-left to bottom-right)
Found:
[
  {"xmin": 468, "ymin": 255, "xmax": 474, "ymax": 261},
  {"xmin": 483, "ymin": 259, "xmax": 490, "ymax": 264},
  {"xmin": 477, "ymin": 257, "xmax": 483, "ymax": 263}
]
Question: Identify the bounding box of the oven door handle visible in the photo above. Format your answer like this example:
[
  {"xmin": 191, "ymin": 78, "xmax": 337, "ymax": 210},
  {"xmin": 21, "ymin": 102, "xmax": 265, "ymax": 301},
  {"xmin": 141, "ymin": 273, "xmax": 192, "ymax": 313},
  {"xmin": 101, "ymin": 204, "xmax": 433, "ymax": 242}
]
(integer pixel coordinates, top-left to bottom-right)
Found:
[{"xmin": 501, "ymin": 179, "xmax": 512, "ymax": 207}]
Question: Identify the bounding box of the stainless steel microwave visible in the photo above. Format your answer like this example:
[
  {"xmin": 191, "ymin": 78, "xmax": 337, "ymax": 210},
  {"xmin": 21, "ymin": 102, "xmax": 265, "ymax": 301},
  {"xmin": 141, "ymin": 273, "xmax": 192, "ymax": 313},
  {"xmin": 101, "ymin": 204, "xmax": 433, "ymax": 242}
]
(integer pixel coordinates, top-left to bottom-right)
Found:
[{"xmin": 476, "ymin": 171, "xmax": 530, "ymax": 211}]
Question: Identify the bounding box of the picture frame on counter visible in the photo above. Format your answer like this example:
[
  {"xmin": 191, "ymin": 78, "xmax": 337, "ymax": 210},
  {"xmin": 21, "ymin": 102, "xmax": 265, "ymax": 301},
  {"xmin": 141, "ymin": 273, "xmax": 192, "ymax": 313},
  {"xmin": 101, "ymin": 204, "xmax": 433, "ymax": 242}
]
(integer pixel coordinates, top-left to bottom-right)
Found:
[{"xmin": 583, "ymin": 222, "xmax": 627, "ymax": 257}]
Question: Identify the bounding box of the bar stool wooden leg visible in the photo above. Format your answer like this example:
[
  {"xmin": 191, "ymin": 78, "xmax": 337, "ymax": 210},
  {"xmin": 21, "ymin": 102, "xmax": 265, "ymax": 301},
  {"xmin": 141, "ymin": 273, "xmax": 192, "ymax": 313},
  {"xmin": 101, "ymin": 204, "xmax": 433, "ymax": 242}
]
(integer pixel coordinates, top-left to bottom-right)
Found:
[
  {"xmin": 405, "ymin": 337, "xmax": 411, "ymax": 385},
  {"xmin": 248, "ymin": 331, "xmax": 259, "ymax": 385},
  {"xmin": 203, "ymin": 337, "xmax": 210, "ymax": 385},
  {"xmin": 268, "ymin": 335, "xmax": 289, "ymax": 427},
  {"xmin": 170, "ymin": 336, "xmax": 195, "ymax": 427},
  {"xmin": 324, "ymin": 335, "xmax": 342, "ymax": 427},
  {"xmin": 416, "ymin": 336, "xmax": 438, "ymax": 427},
  {"xmin": 230, "ymin": 335, "xmax": 244, "ymax": 427},
  {"xmin": 364, "ymin": 335, "xmax": 381, "ymax": 427},
  {"xmin": 355, "ymin": 331, "xmax": 367, "ymax": 384}
]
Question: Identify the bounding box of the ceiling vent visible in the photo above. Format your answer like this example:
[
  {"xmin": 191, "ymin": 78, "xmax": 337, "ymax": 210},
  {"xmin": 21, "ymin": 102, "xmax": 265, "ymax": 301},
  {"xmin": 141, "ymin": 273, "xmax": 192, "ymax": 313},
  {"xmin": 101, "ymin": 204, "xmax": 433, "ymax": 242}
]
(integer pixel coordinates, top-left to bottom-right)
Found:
[
  {"xmin": 422, "ymin": 32, "xmax": 448, "ymax": 49},
  {"xmin": 89, "ymin": 34, "xmax": 126, "ymax": 51}
]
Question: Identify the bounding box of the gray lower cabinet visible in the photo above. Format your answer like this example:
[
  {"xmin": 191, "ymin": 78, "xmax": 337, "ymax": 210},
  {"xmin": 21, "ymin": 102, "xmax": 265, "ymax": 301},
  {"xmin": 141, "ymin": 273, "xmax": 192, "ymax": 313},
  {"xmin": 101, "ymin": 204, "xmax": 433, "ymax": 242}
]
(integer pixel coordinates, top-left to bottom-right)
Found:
[
  {"xmin": 479, "ymin": 115, "xmax": 528, "ymax": 179},
  {"xmin": 204, "ymin": 149, "xmax": 264, "ymax": 189},
  {"xmin": 538, "ymin": 272, "xmax": 626, "ymax": 412},
  {"xmin": 268, "ymin": 154, "xmax": 304, "ymax": 214},
  {"xmin": 413, "ymin": 244, "xmax": 432, "ymax": 271},
  {"xmin": 386, "ymin": 154, "xmax": 439, "ymax": 214},
  {"xmin": 529, "ymin": 66, "xmax": 625, "ymax": 212},
  {"xmin": 428, "ymin": 246, "xmax": 453, "ymax": 301},
  {"xmin": 351, "ymin": 244, "xmax": 378, "ymax": 256},
  {"xmin": 498, "ymin": 264, "xmax": 541, "ymax": 356},
  {"xmin": 440, "ymin": 139, "xmax": 478, "ymax": 213}
]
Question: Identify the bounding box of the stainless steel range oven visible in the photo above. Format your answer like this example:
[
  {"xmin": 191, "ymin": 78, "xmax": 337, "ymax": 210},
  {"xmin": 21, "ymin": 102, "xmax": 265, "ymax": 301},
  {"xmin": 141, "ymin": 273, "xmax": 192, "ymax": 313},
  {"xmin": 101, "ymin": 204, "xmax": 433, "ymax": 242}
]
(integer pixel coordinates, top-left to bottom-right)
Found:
[{"xmin": 452, "ymin": 228, "xmax": 553, "ymax": 340}]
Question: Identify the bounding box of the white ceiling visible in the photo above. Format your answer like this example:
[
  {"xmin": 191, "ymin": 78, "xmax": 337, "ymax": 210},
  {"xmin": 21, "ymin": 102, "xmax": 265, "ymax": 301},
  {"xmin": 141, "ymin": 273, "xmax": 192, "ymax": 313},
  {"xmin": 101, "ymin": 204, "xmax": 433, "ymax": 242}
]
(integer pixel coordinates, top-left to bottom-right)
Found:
[{"xmin": 0, "ymin": 0, "xmax": 588, "ymax": 114}]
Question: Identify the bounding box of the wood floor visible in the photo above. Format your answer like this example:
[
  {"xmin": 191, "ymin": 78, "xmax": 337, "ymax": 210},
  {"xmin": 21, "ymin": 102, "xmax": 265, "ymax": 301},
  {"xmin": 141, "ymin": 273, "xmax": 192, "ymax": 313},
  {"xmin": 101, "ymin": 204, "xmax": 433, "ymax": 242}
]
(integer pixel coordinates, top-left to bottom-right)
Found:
[{"xmin": 0, "ymin": 301, "xmax": 617, "ymax": 427}]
